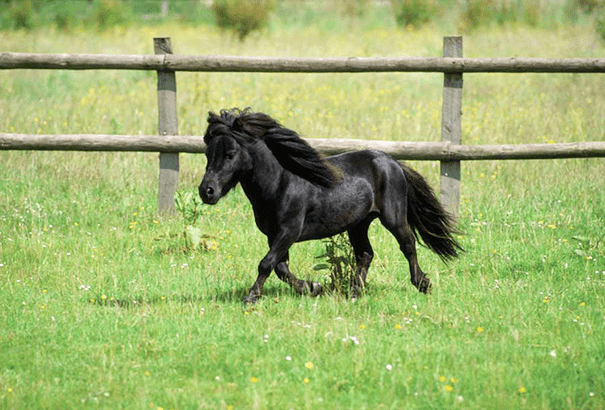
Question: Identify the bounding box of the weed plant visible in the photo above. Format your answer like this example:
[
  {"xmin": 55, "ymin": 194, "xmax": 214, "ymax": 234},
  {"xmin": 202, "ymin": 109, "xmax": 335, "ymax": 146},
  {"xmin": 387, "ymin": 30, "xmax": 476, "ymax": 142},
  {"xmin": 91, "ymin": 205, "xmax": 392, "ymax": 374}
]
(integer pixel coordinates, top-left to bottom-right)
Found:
[
  {"xmin": 1, "ymin": 17, "xmax": 604, "ymax": 410},
  {"xmin": 314, "ymin": 234, "xmax": 358, "ymax": 296}
]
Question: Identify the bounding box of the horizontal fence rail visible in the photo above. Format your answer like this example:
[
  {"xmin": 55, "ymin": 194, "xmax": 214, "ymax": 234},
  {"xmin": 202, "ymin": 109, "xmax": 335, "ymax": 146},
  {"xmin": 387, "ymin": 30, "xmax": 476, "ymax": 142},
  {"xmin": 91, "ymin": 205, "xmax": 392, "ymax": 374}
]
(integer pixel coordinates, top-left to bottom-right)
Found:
[
  {"xmin": 2, "ymin": 133, "xmax": 605, "ymax": 161},
  {"xmin": 2, "ymin": 52, "xmax": 605, "ymax": 73}
]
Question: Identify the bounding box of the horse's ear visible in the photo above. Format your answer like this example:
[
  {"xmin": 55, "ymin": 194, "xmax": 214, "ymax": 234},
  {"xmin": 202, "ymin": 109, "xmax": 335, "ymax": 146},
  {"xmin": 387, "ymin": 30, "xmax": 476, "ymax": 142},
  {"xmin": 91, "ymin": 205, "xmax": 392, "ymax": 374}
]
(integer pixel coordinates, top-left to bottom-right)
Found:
[{"xmin": 207, "ymin": 111, "xmax": 220, "ymax": 124}]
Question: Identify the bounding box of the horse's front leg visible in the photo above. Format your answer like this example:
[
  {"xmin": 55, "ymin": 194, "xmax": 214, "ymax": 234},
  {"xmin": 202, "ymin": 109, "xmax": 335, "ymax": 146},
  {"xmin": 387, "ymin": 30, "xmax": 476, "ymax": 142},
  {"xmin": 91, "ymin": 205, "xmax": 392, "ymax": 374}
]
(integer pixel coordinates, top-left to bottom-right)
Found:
[
  {"xmin": 275, "ymin": 252, "xmax": 323, "ymax": 297},
  {"xmin": 242, "ymin": 254, "xmax": 274, "ymax": 304},
  {"xmin": 243, "ymin": 233, "xmax": 296, "ymax": 304}
]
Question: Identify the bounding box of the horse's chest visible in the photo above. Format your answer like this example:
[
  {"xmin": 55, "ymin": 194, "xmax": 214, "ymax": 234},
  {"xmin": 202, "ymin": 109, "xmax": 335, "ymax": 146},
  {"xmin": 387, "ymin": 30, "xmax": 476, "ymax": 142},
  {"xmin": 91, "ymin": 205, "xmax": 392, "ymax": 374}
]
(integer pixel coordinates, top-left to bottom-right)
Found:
[{"xmin": 250, "ymin": 200, "xmax": 288, "ymax": 237}]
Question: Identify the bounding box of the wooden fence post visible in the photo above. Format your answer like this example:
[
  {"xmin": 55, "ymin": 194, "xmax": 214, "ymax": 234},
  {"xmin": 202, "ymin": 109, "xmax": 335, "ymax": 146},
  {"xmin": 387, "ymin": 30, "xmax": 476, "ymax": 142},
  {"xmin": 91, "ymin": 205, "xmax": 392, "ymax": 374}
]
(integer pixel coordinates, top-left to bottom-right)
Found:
[
  {"xmin": 440, "ymin": 36, "xmax": 463, "ymax": 217},
  {"xmin": 154, "ymin": 37, "xmax": 179, "ymax": 214}
]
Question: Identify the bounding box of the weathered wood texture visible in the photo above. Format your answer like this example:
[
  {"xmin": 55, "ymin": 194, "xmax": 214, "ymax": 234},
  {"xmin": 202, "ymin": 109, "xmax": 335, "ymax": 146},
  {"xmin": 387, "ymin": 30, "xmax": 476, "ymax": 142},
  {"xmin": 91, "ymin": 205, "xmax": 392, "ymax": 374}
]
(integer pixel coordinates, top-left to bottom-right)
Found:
[
  {"xmin": 155, "ymin": 37, "xmax": 179, "ymax": 215},
  {"xmin": 440, "ymin": 36, "xmax": 463, "ymax": 216},
  {"xmin": 2, "ymin": 52, "xmax": 605, "ymax": 73},
  {"xmin": 2, "ymin": 134, "xmax": 604, "ymax": 161},
  {"xmin": 0, "ymin": 133, "xmax": 206, "ymax": 152}
]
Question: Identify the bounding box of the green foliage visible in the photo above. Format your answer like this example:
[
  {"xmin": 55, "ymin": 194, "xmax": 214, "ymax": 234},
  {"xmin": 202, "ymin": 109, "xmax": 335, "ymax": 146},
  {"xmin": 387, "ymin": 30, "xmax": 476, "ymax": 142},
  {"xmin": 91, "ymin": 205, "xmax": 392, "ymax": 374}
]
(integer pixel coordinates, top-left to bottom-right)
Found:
[
  {"xmin": 175, "ymin": 190, "xmax": 204, "ymax": 228},
  {"xmin": 331, "ymin": 0, "xmax": 371, "ymax": 19},
  {"xmin": 0, "ymin": 0, "xmax": 131, "ymax": 31},
  {"xmin": 461, "ymin": 0, "xmax": 562, "ymax": 29},
  {"xmin": 390, "ymin": 0, "xmax": 437, "ymax": 28},
  {"xmin": 53, "ymin": 4, "xmax": 76, "ymax": 32},
  {"xmin": 5, "ymin": 0, "xmax": 35, "ymax": 30},
  {"xmin": 314, "ymin": 234, "xmax": 357, "ymax": 295},
  {"xmin": 212, "ymin": 0, "xmax": 276, "ymax": 40},
  {"xmin": 92, "ymin": 0, "xmax": 131, "ymax": 30},
  {"xmin": 0, "ymin": 0, "xmax": 603, "ymax": 39},
  {"xmin": 575, "ymin": 0, "xmax": 605, "ymax": 12},
  {"xmin": 174, "ymin": 190, "xmax": 208, "ymax": 251},
  {"xmin": 456, "ymin": 0, "xmax": 605, "ymax": 30},
  {"xmin": 597, "ymin": 7, "xmax": 605, "ymax": 40}
]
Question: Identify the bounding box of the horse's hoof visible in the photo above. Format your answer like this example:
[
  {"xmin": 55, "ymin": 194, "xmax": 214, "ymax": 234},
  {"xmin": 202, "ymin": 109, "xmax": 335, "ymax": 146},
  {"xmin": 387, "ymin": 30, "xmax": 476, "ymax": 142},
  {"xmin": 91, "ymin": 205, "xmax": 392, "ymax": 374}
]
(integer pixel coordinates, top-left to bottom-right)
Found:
[
  {"xmin": 299, "ymin": 281, "xmax": 322, "ymax": 296},
  {"xmin": 417, "ymin": 277, "xmax": 432, "ymax": 294},
  {"xmin": 309, "ymin": 281, "xmax": 323, "ymax": 297},
  {"xmin": 349, "ymin": 285, "xmax": 362, "ymax": 301},
  {"xmin": 243, "ymin": 293, "xmax": 259, "ymax": 304}
]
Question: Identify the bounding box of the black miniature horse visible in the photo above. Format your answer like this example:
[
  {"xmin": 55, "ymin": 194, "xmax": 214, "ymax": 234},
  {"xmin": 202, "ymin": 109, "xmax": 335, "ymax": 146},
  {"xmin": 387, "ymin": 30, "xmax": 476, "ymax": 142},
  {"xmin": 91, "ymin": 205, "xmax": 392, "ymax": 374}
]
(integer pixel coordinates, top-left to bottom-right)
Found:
[{"xmin": 199, "ymin": 108, "xmax": 462, "ymax": 304}]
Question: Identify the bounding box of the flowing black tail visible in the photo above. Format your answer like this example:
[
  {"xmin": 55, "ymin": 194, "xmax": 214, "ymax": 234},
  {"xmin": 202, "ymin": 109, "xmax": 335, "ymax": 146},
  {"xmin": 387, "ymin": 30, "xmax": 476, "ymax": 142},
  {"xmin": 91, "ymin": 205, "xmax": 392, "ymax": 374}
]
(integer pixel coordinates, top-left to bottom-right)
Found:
[{"xmin": 401, "ymin": 164, "xmax": 463, "ymax": 260}]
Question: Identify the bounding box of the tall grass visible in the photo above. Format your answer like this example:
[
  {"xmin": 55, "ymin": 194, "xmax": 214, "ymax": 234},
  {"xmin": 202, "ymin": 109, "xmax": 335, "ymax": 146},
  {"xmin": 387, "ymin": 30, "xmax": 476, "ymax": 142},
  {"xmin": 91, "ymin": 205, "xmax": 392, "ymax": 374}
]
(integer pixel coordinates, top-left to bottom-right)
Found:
[{"xmin": 1, "ymin": 21, "xmax": 604, "ymax": 410}]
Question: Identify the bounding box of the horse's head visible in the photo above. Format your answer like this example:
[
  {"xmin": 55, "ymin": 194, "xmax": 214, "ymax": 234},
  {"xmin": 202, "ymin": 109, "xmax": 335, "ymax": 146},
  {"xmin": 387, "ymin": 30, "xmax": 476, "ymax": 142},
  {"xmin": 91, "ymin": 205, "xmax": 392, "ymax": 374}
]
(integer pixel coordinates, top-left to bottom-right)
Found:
[{"xmin": 199, "ymin": 112, "xmax": 252, "ymax": 205}]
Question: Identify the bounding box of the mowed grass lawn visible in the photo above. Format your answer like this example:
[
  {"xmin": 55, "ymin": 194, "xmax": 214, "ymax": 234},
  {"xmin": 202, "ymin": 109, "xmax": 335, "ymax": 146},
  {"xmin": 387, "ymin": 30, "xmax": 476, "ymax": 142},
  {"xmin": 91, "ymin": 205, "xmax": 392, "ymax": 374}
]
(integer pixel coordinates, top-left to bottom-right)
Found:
[{"xmin": 1, "ymin": 20, "xmax": 604, "ymax": 410}]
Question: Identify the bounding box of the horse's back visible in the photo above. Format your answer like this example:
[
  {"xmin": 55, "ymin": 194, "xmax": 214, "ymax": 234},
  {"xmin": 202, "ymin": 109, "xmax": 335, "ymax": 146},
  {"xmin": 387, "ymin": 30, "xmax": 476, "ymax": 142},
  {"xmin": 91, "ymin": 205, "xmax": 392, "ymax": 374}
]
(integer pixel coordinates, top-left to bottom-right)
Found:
[
  {"xmin": 328, "ymin": 149, "xmax": 409, "ymax": 216},
  {"xmin": 327, "ymin": 149, "xmax": 405, "ymax": 186}
]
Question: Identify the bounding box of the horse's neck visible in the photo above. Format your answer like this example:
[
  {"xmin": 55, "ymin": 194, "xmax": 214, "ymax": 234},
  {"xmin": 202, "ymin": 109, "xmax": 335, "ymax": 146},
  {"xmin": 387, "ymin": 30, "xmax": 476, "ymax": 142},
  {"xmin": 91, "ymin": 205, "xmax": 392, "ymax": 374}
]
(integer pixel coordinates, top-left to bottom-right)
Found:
[{"xmin": 240, "ymin": 142, "xmax": 285, "ymax": 203}]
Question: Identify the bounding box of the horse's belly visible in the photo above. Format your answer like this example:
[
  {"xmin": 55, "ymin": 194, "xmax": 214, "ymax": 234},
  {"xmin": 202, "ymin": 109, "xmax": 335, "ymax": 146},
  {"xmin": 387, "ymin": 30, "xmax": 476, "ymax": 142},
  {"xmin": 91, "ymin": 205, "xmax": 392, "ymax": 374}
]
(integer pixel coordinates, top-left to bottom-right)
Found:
[{"xmin": 298, "ymin": 182, "xmax": 375, "ymax": 241}]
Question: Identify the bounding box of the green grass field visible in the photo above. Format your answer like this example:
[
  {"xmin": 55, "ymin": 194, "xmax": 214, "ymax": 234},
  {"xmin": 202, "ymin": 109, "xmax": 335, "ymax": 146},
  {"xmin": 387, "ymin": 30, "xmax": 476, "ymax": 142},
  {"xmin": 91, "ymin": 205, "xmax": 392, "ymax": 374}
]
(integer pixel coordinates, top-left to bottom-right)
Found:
[{"xmin": 1, "ymin": 11, "xmax": 605, "ymax": 410}]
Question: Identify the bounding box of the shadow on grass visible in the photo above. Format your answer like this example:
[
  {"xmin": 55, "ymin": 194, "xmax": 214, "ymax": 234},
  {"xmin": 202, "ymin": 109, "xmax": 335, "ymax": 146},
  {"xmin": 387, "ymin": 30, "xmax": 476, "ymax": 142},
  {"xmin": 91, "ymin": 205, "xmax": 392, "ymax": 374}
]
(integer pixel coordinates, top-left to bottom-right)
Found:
[
  {"xmin": 86, "ymin": 283, "xmax": 315, "ymax": 308},
  {"xmin": 86, "ymin": 279, "xmax": 420, "ymax": 309}
]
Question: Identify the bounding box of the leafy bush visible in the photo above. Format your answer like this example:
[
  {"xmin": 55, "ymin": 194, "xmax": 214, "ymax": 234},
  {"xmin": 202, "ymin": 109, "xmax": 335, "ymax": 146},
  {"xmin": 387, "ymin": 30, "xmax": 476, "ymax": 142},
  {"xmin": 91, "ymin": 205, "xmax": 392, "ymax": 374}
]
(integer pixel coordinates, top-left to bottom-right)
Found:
[
  {"xmin": 575, "ymin": 0, "xmax": 605, "ymax": 12},
  {"xmin": 459, "ymin": 0, "xmax": 590, "ymax": 30},
  {"xmin": 7, "ymin": 0, "xmax": 35, "ymax": 30},
  {"xmin": 460, "ymin": 0, "xmax": 523, "ymax": 29},
  {"xmin": 93, "ymin": 0, "xmax": 131, "ymax": 30},
  {"xmin": 579, "ymin": 0, "xmax": 605, "ymax": 42},
  {"xmin": 390, "ymin": 0, "xmax": 437, "ymax": 28},
  {"xmin": 597, "ymin": 8, "xmax": 605, "ymax": 41},
  {"xmin": 212, "ymin": 0, "xmax": 276, "ymax": 40},
  {"xmin": 333, "ymin": 0, "xmax": 370, "ymax": 19}
]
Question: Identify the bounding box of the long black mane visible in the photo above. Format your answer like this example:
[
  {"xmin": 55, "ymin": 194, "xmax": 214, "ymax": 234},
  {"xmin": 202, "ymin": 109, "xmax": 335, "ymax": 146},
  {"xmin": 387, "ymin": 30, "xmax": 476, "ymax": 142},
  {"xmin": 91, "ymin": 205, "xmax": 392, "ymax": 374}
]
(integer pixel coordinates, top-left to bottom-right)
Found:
[{"xmin": 204, "ymin": 108, "xmax": 338, "ymax": 188}]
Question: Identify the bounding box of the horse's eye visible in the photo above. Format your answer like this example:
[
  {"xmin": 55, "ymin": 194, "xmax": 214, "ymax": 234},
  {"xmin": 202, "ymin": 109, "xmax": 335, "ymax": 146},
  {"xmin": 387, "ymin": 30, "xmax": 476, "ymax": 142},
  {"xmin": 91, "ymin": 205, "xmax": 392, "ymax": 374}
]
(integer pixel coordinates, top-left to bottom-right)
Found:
[{"xmin": 226, "ymin": 150, "xmax": 236, "ymax": 160}]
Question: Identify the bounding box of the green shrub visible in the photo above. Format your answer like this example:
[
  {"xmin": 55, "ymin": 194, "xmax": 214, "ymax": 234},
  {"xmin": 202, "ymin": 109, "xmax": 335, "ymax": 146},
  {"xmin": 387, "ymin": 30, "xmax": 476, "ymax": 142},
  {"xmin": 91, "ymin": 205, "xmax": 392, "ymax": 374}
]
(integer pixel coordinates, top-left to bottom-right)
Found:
[
  {"xmin": 597, "ymin": 8, "xmax": 605, "ymax": 41},
  {"xmin": 9, "ymin": 0, "xmax": 35, "ymax": 30},
  {"xmin": 93, "ymin": 0, "xmax": 131, "ymax": 30},
  {"xmin": 334, "ymin": 0, "xmax": 370, "ymax": 19},
  {"xmin": 577, "ymin": 0, "xmax": 605, "ymax": 42},
  {"xmin": 212, "ymin": 0, "xmax": 276, "ymax": 41},
  {"xmin": 460, "ymin": 0, "xmax": 587, "ymax": 30},
  {"xmin": 575, "ymin": 0, "xmax": 605, "ymax": 12},
  {"xmin": 50, "ymin": 2, "xmax": 78, "ymax": 32},
  {"xmin": 390, "ymin": 0, "xmax": 437, "ymax": 28},
  {"xmin": 460, "ymin": 0, "xmax": 518, "ymax": 29}
]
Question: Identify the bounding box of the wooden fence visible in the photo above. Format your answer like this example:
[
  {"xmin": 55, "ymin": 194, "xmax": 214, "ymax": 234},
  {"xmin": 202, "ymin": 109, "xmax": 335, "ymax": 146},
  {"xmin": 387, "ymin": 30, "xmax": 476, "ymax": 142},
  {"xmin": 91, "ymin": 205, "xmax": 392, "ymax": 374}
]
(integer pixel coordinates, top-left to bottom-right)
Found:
[{"xmin": 2, "ymin": 36, "xmax": 605, "ymax": 215}]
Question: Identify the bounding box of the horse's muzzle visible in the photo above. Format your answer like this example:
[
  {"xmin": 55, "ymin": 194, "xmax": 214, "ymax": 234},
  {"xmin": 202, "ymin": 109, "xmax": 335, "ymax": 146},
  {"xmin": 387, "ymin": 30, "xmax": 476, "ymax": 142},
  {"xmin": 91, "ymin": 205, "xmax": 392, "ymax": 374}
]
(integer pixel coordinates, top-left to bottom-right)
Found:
[{"xmin": 199, "ymin": 182, "xmax": 219, "ymax": 205}]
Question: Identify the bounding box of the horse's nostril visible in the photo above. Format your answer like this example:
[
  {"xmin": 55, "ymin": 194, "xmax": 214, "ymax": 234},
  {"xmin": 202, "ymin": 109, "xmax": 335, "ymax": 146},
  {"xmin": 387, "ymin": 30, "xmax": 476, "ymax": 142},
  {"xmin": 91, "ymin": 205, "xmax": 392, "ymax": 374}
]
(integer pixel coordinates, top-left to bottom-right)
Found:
[{"xmin": 206, "ymin": 187, "xmax": 214, "ymax": 197}]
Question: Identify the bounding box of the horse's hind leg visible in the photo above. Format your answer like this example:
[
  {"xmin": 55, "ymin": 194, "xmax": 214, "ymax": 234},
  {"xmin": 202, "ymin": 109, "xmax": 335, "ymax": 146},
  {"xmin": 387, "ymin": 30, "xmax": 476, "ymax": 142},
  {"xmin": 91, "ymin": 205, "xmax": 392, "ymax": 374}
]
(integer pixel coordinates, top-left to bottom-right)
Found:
[
  {"xmin": 347, "ymin": 220, "xmax": 374, "ymax": 299},
  {"xmin": 382, "ymin": 219, "xmax": 432, "ymax": 293},
  {"xmin": 275, "ymin": 252, "xmax": 323, "ymax": 297}
]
